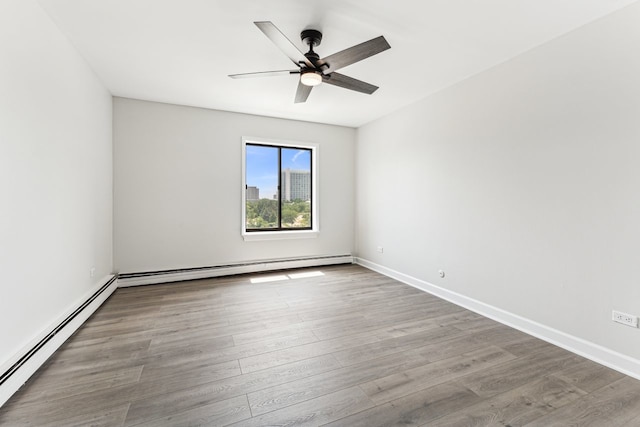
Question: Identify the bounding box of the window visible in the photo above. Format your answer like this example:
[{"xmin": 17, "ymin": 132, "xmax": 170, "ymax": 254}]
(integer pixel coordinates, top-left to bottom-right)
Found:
[{"xmin": 242, "ymin": 138, "xmax": 317, "ymax": 240}]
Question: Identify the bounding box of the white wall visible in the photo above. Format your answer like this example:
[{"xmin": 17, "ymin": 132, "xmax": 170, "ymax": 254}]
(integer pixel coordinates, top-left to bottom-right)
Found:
[
  {"xmin": 113, "ymin": 98, "xmax": 355, "ymax": 273},
  {"xmin": 356, "ymin": 3, "xmax": 640, "ymax": 362},
  {"xmin": 0, "ymin": 1, "xmax": 112, "ymax": 370}
]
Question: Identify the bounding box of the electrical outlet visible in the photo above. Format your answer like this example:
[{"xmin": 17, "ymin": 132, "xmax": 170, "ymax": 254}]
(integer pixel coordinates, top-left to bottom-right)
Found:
[
  {"xmin": 612, "ymin": 310, "xmax": 638, "ymax": 328},
  {"xmin": 377, "ymin": 246, "xmax": 384, "ymax": 253},
  {"xmin": 90, "ymin": 267, "xmax": 96, "ymax": 278}
]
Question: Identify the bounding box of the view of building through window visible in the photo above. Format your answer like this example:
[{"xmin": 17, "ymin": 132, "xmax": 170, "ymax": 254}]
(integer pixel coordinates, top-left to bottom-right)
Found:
[{"xmin": 245, "ymin": 143, "xmax": 312, "ymax": 230}]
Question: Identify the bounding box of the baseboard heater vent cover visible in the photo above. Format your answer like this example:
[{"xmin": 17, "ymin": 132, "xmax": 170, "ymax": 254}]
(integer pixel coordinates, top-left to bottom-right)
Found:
[
  {"xmin": 117, "ymin": 254, "xmax": 354, "ymax": 287},
  {"xmin": 0, "ymin": 275, "xmax": 117, "ymax": 388}
]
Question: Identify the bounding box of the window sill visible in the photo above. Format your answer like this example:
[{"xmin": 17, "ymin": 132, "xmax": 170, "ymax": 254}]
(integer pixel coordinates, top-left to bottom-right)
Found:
[{"xmin": 242, "ymin": 230, "xmax": 319, "ymax": 242}]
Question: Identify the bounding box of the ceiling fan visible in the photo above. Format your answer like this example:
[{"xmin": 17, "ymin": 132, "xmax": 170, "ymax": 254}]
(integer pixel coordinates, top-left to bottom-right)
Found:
[{"xmin": 229, "ymin": 21, "xmax": 391, "ymax": 103}]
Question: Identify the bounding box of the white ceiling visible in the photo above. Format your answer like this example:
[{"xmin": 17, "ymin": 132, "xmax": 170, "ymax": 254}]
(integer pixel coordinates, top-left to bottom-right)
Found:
[{"xmin": 38, "ymin": 0, "xmax": 637, "ymax": 127}]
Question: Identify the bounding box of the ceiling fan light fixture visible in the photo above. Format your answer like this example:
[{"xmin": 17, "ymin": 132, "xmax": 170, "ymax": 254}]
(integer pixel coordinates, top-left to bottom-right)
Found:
[{"xmin": 300, "ymin": 71, "xmax": 322, "ymax": 87}]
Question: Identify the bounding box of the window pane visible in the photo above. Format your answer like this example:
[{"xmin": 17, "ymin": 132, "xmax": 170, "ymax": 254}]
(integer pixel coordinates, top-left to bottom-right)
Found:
[
  {"xmin": 246, "ymin": 145, "xmax": 279, "ymax": 229},
  {"xmin": 281, "ymin": 148, "xmax": 311, "ymax": 229}
]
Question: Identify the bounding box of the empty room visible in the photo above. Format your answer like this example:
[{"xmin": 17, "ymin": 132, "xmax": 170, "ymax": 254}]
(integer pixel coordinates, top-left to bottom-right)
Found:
[{"xmin": 2, "ymin": 0, "xmax": 640, "ymax": 425}]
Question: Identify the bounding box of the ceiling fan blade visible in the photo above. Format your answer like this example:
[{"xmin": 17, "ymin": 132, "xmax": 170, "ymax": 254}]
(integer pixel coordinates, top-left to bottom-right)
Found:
[
  {"xmin": 254, "ymin": 21, "xmax": 314, "ymax": 69},
  {"xmin": 229, "ymin": 70, "xmax": 299, "ymax": 79},
  {"xmin": 294, "ymin": 80, "xmax": 313, "ymax": 103},
  {"xmin": 318, "ymin": 36, "xmax": 390, "ymax": 75},
  {"xmin": 322, "ymin": 72, "xmax": 378, "ymax": 94}
]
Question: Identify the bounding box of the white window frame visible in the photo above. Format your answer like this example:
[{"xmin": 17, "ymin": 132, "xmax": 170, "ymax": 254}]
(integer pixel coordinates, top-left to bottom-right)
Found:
[{"xmin": 241, "ymin": 136, "xmax": 319, "ymax": 241}]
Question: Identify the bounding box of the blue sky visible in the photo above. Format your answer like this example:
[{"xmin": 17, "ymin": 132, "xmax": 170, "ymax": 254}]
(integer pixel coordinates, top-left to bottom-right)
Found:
[{"xmin": 246, "ymin": 145, "xmax": 310, "ymax": 199}]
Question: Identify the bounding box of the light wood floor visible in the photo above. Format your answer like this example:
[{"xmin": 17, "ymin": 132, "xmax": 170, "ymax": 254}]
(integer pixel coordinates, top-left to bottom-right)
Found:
[{"xmin": 2, "ymin": 264, "xmax": 640, "ymax": 426}]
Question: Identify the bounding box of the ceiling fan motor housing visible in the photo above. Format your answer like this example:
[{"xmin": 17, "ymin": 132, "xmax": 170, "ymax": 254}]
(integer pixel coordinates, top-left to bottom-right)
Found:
[{"xmin": 301, "ymin": 29, "xmax": 322, "ymax": 48}]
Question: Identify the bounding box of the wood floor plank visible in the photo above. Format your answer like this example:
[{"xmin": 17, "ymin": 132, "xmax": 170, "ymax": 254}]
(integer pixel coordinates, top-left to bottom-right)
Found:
[
  {"xmin": 54, "ymin": 336, "xmax": 152, "ymax": 361},
  {"xmin": 628, "ymin": 412, "xmax": 640, "ymax": 426},
  {"xmin": 247, "ymin": 351, "xmax": 429, "ymax": 416},
  {"xmin": 148, "ymin": 311, "xmax": 230, "ymax": 331},
  {"xmin": 3, "ymin": 365, "xmax": 144, "ymax": 407},
  {"xmin": 170, "ymin": 330, "xmax": 319, "ymax": 367},
  {"xmin": 524, "ymin": 376, "xmax": 640, "ymax": 427},
  {"xmin": 325, "ymin": 382, "xmax": 482, "ymax": 427},
  {"xmin": 311, "ymin": 304, "xmax": 464, "ymax": 341},
  {"xmin": 150, "ymin": 315, "xmax": 301, "ymax": 349},
  {"xmin": 292, "ymin": 303, "xmax": 358, "ymax": 322},
  {"xmin": 0, "ymin": 403, "xmax": 131, "ymax": 427},
  {"xmin": 231, "ymin": 321, "xmax": 312, "ymax": 346},
  {"xmin": 430, "ymin": 309, "xmax": 486, "ymax": 327},
  {"xmin": 2, "ymin": 264, "xmax": 639, "ymax": 426},
  {"xmin": 134, "ymin": 359, "xmax": 242, "ymax": 399},
  {"xmin": 499, "ymin": 335, "xmax": 559, "ymax": 357},
  {"xmin": 457, "ymin": 346, "xmax": 582, "ymax": 398},
  {"xmin": 238, "ymin": 325, "xmax": 393, "ymax": 373},
  {"xmin": 415, "ymin": 325, "xmax": 526, "ymax": 363},
  {"xmin": 331, "ymin": 325, "xmax": 462, "ymax": 367},
  {"xmin": 148, "ymin": 332, "xmax": 235, "ymax": 353},
  {"xmin": 0, "ymin": 383, "xmax": 138, "ymax": 426},
  {"xmin": 359, "ymin": 346, "xmax": 517, "ymax": 405},
  {"xmin": 550, "ymin": 357, "xmax": 626, "ymax": 393},
  {"xmin": 375, "ymin": 317, "xmax": 440, "ymax": 338},
  {"xmin": 232, "ymin": 386, "xmax": 375, "ymax": 427},
  {"xmin": 431, "ymin": 375, "xmax": 587, "ymax": 426},
  {"xmin": 123, "ymin": 354, "xmax": 342, "ymax": 425},
  {"xmin": 127, "ymin": 394, "xmax": 251, "ymax": 427},
  {"xmin": 140, "ymin": 337, "xmax": 237, "ymax": 368}
]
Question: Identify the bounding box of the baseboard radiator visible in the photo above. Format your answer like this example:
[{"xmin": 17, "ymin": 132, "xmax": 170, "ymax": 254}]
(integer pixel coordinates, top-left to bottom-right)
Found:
[
  {"xmin": 0, "ymin": 275, "xmax": 118, "ymax": 407},
  {"xmin": 118, "ymin": 254, "xmax": 354, "ymax": 287}
]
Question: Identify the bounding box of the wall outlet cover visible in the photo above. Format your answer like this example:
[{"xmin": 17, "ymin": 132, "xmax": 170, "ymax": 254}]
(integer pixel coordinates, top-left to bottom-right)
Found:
[{"xmin": 612, "ymin": 310, "xmax": 639, "ymax": 328}]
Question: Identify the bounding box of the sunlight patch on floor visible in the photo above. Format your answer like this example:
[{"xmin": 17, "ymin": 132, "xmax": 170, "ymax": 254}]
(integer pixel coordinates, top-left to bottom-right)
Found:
[
  {"xmin": 288, "ymin": 271, "xmax": 325, "ymax": 279},
  {"xmin": 250, "ymin": 270, "xmax": 325, "ymax": 283},
  {"xmin": 250, "ymin": 275, "xmax": 289, "ymax": 284}
]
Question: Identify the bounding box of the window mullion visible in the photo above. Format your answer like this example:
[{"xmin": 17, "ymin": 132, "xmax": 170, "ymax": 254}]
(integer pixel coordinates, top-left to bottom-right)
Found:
[
  {"xmin": 277, "ymin": 146, "xmax": 282, "ymax": 230},
  {"xmin": 309, "ymin": 152, "xmax": 313, "ymax": 229}
]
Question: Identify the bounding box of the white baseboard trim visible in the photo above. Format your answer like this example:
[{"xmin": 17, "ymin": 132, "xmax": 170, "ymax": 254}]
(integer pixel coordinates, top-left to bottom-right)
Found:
[
  {"xmin": 117, "ymin": 255, "xmax": 354, "ymax": 287},
  {"xmin": 355, "ymin": 257, "xmax": 640, "ymax": 381},
  {"xmin": 0, "ymin": 275, "xmax": 118, "ymax": 407}
]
